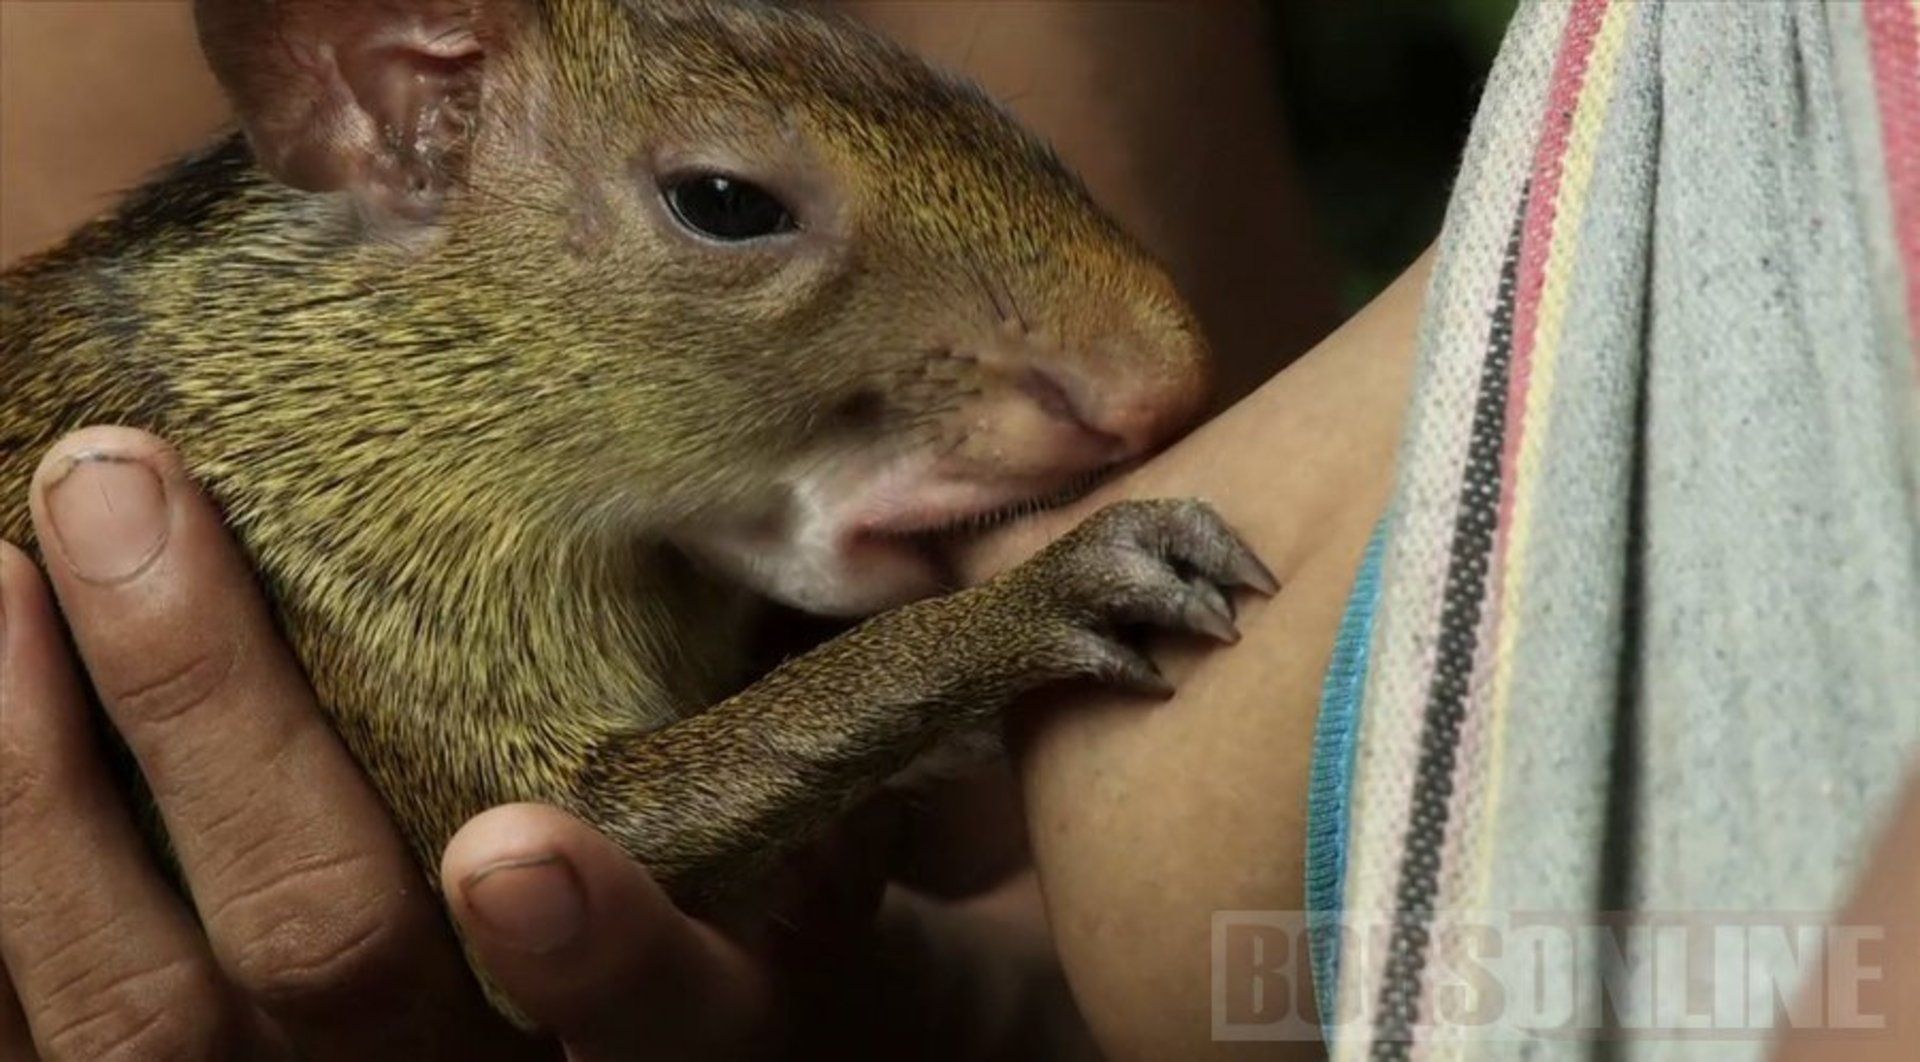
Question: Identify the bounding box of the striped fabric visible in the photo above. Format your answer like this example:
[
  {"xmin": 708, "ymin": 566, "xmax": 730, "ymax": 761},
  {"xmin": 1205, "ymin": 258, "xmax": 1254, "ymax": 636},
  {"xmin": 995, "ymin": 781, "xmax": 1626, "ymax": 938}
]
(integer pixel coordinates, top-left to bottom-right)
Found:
[
  {"xmin": 1868, "ymin": 0, "xmax": 1920, "ymax": 353},
  {"xmin": 1320, "ymin": 1, "xmax": 1920, "ymax": 1057}
]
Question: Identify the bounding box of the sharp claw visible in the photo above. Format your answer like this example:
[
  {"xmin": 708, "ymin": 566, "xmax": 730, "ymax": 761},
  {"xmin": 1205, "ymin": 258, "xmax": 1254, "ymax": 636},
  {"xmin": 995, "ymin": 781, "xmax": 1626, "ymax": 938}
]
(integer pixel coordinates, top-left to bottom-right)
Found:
[
  {"xmin": 1189, "ymin": 597, "xmax": 1240, "ymax": 644},
  {"xmin": 1196, "ymin": 580, "xmax": 1236, "ymax": 622},
  {"xmin": 1105, "ymin": 645, "xmax": 1175, "ymax": 698},
  {"xmin": 1130, "ymin": 669, "xmax": 1177, "ymax": 699},
  {"xmin": 1230, "ymin": 546, "xmax": 1280, "ymax": 596}
]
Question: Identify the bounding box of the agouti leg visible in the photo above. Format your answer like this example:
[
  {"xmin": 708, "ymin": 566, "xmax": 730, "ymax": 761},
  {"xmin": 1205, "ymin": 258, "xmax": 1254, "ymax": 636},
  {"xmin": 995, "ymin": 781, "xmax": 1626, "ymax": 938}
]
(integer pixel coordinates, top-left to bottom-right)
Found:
[{"xmin": 570, "ymin": 498, "xmax": 1277, "ymax": 907}]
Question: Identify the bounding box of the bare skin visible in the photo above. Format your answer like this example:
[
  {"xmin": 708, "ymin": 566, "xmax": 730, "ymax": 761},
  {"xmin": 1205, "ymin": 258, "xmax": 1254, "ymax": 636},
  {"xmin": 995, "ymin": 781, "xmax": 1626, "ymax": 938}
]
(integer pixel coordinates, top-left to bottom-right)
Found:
[
  {"xmin": 0, "ymin": 4, "xmax": 226, "ymax": 265},
  {"xmin": 962, "ymin": 247, "xmax": 1431, "ymax": 1059},
  {"xmin": 1773, "ymin": 768, "xmax": 1920, "ymax": 1062}
]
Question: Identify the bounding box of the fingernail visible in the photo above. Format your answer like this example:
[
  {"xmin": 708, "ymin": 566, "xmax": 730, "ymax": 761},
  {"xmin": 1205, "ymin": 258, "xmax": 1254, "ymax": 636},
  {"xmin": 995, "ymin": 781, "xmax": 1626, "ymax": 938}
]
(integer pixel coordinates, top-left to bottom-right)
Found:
[
  {"xmin": 41, "ymin": 454, "xmax": 169, "ymax": 584},
  {"xmin": 462, "ymin": 855, "xmax": 585, "ymax": 954}
]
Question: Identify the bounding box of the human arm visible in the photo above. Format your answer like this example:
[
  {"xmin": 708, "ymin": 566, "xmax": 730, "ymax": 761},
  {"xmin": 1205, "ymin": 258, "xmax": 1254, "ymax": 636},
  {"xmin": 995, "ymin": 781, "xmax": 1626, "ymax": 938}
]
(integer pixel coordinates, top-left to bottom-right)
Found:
[
  {"xmin": 1773, "ymin": 765, "xmax": 1920, "ymax": 1061},
  {"xmin": 958, "ymin": 247, "xmax": 1433, "ymax": 1059}
]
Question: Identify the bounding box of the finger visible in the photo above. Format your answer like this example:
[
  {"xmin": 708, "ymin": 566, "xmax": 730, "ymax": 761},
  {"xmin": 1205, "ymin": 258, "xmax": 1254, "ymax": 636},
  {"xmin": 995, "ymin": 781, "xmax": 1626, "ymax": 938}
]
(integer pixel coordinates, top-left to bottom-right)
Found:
[
  {"xmin": 26, "ymin": 430, "xmax": 497, "ymax": 1057},
  {"xmin": 443, "ymin": 805, "xmax": 772, "ymax": 1062},
  {"xmin": 0, "ymin": 959, "xmax": 36, "ymax": 1062},
  {"xmin": 0, "ymin": 542, "xmax": 240, "ymax": 1061},
  {"xmin": 758, "ymin": 793, "xmax": 902, "ymax": 946}
]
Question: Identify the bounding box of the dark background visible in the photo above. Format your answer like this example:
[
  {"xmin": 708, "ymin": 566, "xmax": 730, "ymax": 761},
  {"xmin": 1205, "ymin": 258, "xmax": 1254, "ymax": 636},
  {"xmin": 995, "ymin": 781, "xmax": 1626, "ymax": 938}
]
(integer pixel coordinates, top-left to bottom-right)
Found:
[{"xmin": 1272, "ymin": 0, "xmax": 1518, "ymax": 307}]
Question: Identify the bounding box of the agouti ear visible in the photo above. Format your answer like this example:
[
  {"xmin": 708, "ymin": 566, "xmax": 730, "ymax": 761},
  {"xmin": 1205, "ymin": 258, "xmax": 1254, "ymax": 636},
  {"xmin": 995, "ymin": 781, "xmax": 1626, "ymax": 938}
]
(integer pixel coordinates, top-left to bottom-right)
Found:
[{"xmin": 194, "ymin": 0, "xmax": 505, "ymax": 221}]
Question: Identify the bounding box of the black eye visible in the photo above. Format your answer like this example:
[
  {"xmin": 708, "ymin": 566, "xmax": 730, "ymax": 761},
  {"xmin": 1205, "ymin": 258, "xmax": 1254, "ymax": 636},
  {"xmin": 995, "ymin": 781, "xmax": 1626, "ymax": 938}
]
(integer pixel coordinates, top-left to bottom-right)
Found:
[{"xmin": 662, "ymin": 173, "xmax": 796, "ymax": 242}]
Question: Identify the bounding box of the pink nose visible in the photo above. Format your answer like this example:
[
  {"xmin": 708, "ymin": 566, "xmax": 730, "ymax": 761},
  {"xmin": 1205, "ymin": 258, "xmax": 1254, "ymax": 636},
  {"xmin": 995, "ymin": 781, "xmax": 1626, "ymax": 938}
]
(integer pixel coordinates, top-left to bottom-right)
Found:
[
  {"xmin": 944, "ymin": 317, "xmax": 1210, "ymax": 481},
  {"xmin": 1015, "ymin": 368, "xmax": 1124, "ymax": 456},
  {"xmin": 1020, "ymin": 349, "xmax": 1209, "ymax": 463}
]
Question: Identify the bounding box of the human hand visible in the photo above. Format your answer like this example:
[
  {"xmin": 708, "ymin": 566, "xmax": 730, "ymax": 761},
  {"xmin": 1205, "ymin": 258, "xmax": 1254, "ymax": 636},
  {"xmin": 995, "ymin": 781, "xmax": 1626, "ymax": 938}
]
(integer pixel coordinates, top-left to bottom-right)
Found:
[
  {"xmin": 0, "ymin": 428, "xmax": 799, "ymax": 1060},
  {"xmin": 0, "ymin": 427, "xmax": 1079, "ymax": 1061}
]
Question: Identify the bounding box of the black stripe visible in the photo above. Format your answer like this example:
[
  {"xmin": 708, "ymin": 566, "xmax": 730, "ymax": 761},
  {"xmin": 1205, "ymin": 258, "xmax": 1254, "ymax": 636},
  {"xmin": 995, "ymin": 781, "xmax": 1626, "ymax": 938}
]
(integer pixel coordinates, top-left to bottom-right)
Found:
[{"xmin": 1369, "ymin": 194, "xmax": 1528, "ymax": 1058}]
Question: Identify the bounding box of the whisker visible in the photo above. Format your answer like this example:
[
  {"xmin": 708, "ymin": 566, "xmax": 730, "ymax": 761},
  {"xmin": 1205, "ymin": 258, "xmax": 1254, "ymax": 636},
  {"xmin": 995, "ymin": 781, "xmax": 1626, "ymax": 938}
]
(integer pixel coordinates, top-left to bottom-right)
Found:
[
  {"xmin": 997, "ymin": 272, "xmax": 1029, "ymax": 333},
  {"xmin": 963, "ymin": 257, "xmax": 1010, "ymax": 324}
]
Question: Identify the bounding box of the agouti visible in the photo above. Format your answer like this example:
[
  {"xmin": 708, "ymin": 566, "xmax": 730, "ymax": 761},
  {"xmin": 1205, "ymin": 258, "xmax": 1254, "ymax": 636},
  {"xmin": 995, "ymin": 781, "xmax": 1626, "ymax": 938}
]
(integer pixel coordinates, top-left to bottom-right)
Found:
[{"xmin": 0, "ymin": 0, "xmax": 1271, "ymax": 1001}]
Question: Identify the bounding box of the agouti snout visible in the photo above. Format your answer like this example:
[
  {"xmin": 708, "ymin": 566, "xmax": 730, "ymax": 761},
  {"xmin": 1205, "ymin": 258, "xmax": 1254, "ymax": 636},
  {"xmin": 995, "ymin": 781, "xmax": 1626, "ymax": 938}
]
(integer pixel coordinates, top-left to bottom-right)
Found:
[{"xmin": 380, "ymin": 0, "xmax": 1221, "ymax": 616}]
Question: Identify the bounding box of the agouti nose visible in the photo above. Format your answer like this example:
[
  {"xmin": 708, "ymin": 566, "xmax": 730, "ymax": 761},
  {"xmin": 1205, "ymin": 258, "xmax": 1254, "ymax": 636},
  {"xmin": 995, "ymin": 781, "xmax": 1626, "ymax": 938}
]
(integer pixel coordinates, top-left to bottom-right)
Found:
[
  {"xmin": 967, "ymin": 364, "xmax": 1124, "ymax": 476},
  {"xmin": 949, "ymin": 322, "xmax": 1210, "ymax": 480},
  {"xmin": 1023, "ymin": 335, "xmax": 1210, "ymax": 462},
  {"xmin": 1015, "ymin": 367, "xmax": 1124, "ymax": 456}
]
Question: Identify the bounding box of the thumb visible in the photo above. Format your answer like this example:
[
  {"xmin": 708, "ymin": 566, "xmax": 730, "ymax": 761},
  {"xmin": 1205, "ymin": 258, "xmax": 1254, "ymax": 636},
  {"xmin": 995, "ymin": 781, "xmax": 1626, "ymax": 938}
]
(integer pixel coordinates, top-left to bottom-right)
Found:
[{"xmin": 441, "ymin": 804, "xmax": 773, "ymax": 1062}]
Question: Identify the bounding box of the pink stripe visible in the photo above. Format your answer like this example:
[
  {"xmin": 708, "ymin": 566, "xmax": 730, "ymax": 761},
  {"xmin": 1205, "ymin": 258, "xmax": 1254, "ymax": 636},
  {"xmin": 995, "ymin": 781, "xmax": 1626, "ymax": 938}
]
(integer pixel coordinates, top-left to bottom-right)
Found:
[
  {"xmin": 1423, "ymin": 0, "xmax": 1612, "ymax": 1028},
  {"xmin": 1866, "ymin": 0, "xmax": 1920, "ymax": 368},
  {"xmin": 1495, "ymin": 0, "xmax": 1611, "ymax": 547}
]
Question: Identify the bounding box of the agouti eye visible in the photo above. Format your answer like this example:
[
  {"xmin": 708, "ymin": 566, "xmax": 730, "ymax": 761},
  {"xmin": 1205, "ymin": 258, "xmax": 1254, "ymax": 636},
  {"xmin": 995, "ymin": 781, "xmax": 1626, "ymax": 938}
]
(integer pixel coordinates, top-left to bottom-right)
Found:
[{"xmin": 661, "ymin": 173, "xmax": 796, "ymax": 242}]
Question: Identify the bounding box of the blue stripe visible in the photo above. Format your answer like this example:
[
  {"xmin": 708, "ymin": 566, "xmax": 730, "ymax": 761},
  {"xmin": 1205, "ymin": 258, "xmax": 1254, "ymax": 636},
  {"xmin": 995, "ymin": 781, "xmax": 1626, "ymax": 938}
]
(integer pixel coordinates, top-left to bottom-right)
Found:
[{"xmin": 1306, "ymin": 518, "xmax": 1388, "ymax": 1040}]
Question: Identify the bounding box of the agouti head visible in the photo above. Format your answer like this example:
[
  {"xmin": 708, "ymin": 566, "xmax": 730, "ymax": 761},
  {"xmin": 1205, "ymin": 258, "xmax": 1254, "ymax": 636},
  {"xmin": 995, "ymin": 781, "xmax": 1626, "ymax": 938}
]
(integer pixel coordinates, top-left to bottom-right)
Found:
[{"xmin": 171, "ymin": 0, "xmax": 1211, "ymax": 617}]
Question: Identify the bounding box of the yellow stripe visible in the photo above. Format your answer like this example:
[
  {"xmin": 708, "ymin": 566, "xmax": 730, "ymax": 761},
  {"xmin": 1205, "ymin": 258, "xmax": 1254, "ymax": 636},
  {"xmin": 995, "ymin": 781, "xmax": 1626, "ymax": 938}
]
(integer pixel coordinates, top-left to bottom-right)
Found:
[{"xmin": 1456, "ymin": 0, "xmax": 1636, "ymax": 974}]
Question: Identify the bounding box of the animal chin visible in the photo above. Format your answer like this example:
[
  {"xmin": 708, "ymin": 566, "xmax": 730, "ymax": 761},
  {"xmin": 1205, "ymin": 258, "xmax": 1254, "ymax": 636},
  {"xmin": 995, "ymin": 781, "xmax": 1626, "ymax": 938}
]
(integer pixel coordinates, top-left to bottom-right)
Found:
[
  {"xmin": 688, "ymin": 457, "xmax": 1120, "ymax": 619},
  {"xmin": 838, "ymin": 463, "xmax": 1117, "ymax": 573}
]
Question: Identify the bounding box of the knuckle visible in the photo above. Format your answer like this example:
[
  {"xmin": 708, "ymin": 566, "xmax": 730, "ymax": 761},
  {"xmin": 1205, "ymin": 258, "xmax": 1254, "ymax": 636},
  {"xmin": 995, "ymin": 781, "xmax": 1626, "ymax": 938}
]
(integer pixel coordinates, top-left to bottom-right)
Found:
[
  {"xmin": 105, "ymin": 643, "xmax": 237, "ymax": 728},
  {"xmin": 1162, "ymin": 505, "xmax": 1229, "ymax": 548},
  {"xmin": 1045, "ymin": 627, "xmax": 1107, "ymax": 672},
  {"xmin": 1077, "ymin": 500, "xmax": 1137, "ymax": 537},
  {"xmin": 1159, "ymin": 498, "xmax": 1214, "ymax": 533},
  {"xmin": 1112, "ymin": 497, "xmax": 1164, "ymax": 525},
  {"xmin": 0, "ymin": 744, "xmax": 48, "ymax": 825},
  {"xmin": 0, "ymin": 672, "xmax": 56, "ymax": 830},
  {"xmin": 1088, "ymin": 498, "xmax": 1211, "ymax": 549},
  {"xmin": 215, "ymin": 849, "xmax": 416, "ymax": 1010},
  {"xmin": 39, "ymin": 956, "xmax": 231, "ymax": 1062},
  {"xmin": 1161, "ymin": 497, "xmax": 1208, "ymax": 519},
  {"xmin": 1089, "ymin": 554, "xmax": 1165, "ymax": 602}
]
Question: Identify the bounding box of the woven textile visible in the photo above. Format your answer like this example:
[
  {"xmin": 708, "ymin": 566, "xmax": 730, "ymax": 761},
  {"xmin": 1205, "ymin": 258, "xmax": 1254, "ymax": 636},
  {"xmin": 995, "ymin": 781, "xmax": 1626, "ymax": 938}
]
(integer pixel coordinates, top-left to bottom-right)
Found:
[{"xmin": 1320, "ymin": 1, "xmax": 1920, "ymax": 1056}]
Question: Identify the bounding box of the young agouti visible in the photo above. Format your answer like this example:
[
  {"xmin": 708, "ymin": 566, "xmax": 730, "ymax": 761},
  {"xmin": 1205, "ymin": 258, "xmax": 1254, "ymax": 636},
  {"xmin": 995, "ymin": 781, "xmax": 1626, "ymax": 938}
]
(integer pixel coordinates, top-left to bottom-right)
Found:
[{"xmin": 0, "ymin": 0, "xmax": 1271, "ymax": 995}]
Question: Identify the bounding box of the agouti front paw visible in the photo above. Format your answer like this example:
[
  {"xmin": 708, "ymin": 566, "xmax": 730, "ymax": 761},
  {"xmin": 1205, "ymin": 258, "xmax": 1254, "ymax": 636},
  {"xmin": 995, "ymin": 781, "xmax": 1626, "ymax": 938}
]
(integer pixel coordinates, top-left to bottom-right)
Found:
[{"xmin": 1005, "ymin": 498, "xmax": 1278, "ymax": 695}]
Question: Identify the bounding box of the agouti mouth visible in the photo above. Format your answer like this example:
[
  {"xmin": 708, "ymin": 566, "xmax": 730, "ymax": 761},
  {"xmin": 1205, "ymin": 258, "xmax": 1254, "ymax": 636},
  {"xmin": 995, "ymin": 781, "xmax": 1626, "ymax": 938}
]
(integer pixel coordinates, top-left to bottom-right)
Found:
[{"xmin": 853, "ymin": 463, "xmax": 1119, "ymax": 551}]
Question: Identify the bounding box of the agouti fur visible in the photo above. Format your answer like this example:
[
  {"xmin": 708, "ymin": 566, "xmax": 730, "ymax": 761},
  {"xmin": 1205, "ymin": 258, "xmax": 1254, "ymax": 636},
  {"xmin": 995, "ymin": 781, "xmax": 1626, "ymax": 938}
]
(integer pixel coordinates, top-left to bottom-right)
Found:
[{"xmin": 0, "ymin": 0, "xmax": 1270, "ymax": 1006}]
